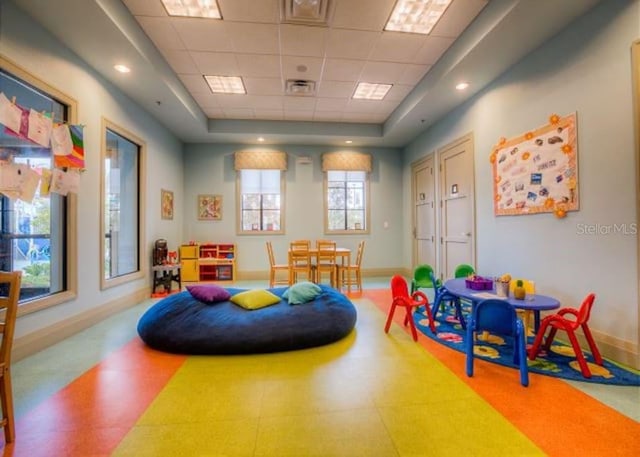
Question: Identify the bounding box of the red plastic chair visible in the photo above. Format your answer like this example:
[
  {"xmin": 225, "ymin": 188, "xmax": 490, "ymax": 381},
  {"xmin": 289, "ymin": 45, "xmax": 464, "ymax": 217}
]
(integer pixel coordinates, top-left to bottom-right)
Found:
[
  {"xmin": 384, "ymin": 275, "xmax": 436, "ymax": 341},
  {"xmin": 528, "ymin": 293, "xmax": 603, "ymax": 378}
]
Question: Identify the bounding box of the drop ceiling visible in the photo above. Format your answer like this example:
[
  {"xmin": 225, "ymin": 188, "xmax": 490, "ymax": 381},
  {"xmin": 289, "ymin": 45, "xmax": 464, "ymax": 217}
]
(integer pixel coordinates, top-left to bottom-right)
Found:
[{"xmin": 9, "ymin": 0, "xmax": 601, "ymax": 147}]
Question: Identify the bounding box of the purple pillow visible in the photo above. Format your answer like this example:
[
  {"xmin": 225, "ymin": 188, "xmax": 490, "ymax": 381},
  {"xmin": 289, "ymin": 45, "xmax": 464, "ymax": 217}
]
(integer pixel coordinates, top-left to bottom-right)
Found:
[{"xmin": 186, "ymin": 285, "xmax": 231, "ymax": 304}]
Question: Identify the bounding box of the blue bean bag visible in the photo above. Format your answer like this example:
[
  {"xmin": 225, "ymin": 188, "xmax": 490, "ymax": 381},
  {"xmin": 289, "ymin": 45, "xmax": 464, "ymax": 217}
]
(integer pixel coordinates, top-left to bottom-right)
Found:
[{"xmin": 137, "ymin": 285, "xmax": 357, "ymax": 354}]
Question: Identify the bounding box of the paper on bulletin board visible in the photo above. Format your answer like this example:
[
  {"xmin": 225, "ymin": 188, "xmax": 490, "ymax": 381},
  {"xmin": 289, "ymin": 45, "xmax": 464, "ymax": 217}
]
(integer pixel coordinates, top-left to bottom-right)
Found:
[{"xmin": 490, "ymin": 113, "xmax": 579, "ymax": 216}]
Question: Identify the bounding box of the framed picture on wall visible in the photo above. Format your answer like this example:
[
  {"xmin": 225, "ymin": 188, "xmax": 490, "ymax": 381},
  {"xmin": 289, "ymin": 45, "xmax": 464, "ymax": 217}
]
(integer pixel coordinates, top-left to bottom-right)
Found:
[
  {"xmin": 161, "ymin": 189, "xmax": 173, "ymax": 220},
  {"xmin": 198, "ymin": 194, "xmax": 222, "ymax": 221}
]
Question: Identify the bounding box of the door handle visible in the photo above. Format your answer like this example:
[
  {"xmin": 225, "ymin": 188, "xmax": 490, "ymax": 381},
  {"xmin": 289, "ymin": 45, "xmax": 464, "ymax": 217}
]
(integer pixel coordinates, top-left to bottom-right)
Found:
[{"xmin": 463, "ymin": 232, "xmax": 471, "ymax": 237}]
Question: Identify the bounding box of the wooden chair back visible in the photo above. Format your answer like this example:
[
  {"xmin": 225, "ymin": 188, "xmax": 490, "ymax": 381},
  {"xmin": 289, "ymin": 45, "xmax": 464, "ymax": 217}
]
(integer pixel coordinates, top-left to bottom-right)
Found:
[{"xmin": 0, "ymin": 271, "xmax": 22, "ymax": 443}]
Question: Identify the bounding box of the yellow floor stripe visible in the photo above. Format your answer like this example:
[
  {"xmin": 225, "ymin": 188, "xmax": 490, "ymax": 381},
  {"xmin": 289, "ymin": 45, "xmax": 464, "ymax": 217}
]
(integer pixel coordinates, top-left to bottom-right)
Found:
[{"xmin": 113, "ymin": 298, "xmax": 542, "ymax": 456}]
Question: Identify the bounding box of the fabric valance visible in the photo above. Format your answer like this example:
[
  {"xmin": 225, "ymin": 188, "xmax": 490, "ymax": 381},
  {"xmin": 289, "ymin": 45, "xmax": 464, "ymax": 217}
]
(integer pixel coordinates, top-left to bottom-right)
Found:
[
  {"xmin": 321, "ymin": 151, "xmax": 372, "ymax": 172},
  {"xmin": 234, "ymin": 150, "xmax": 288, "ymax": 170}
]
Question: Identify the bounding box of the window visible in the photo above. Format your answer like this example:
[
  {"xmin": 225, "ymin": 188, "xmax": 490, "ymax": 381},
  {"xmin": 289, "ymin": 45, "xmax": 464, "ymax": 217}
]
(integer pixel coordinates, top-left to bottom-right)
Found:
[
  {"xmin": 100, "ymin": 120, "xmax": 145, "ymax": 288},
  {"xmin": 0, "ymin": 58, "xmax": 77, "ymax": 312},
  {"xmin": 238, "ymin": 169, "xmax": 283, "ymax": 233},
  {"xmin": 326, "ymin": 171, "xmax": 369, "ymax": 233}
]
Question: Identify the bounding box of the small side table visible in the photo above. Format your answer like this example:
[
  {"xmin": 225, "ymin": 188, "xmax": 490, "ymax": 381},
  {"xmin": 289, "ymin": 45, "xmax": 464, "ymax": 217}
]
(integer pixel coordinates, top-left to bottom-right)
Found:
[{"xmin": 152, "ymin": 264, "xmax": 182, "ymax": 294}]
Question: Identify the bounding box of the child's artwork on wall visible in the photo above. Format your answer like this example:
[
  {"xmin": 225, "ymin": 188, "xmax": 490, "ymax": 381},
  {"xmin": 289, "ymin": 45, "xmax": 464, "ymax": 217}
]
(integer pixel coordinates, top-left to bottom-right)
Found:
[
  {"xmin": 161, "ymin": 189, "xmax": 174, "ymax": 220},
  {"xmin": 198, "ymin": 194, "xmax": 222, "ymax": 221},
  {"xmin": 491, "ymin": 113, "xmax": 579, "ymax": 218}
]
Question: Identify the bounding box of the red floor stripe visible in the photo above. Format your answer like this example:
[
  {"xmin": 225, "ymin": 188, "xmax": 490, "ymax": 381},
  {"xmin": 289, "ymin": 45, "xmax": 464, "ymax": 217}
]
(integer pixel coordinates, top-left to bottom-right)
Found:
[
  {"xmin": 3, "ymin": 339, "xmax": 186, "ymax": 457},
  {"xmin": 365, "ymin": 289, "xmax": 640, "ymax": 456}
]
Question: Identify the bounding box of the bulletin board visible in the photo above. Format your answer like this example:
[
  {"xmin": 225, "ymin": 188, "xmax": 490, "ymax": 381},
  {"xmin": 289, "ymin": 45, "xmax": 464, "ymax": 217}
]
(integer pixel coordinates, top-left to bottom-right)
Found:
[{"xmin": 491, "ymin": 113, "xmax": 579, "ymax": 216}]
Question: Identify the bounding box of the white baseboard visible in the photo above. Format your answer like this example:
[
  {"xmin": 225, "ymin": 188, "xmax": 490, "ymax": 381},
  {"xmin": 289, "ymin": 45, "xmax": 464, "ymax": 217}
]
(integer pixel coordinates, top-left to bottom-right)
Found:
[{"xmin": 12, "ymin": 287, "xmax": 149, "ymax": 362}]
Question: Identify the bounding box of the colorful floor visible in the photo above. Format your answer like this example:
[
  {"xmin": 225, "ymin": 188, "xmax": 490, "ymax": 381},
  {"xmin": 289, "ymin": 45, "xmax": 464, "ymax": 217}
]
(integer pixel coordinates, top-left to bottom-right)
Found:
[{"xmin": 4, "ymin": 280, "xmax": 640, "ymax": 456}]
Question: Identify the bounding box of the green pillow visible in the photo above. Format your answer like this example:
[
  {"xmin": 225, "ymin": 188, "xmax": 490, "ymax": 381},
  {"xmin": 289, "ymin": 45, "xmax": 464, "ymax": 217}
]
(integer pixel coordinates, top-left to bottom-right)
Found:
[
  {"xmin": 283, "ymin": 281, "xmax": 322, "ymax": 305},
  {"xmin": 230, "ymin": 289, "xmax": 281, "ymax": 310}
]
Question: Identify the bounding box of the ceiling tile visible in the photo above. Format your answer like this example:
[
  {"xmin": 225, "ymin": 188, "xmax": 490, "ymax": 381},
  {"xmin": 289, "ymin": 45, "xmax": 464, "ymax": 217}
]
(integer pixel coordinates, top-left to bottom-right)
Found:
[
  {"xmin": 161, "ymin": 50, "xmax": 199, "ymax": 74},
  {"xmin": 341, "ymin": 111, "xmax": 375, "ymax": 122},
  {"xmin": 218, "ymin": 0, "xmax": 280, "ymax": 23},
  {"xmin": 243, "ymin": 95, "xmax": 284, "ymax": 110},
  {"xmin": 284, "ymin": 96, "xmax": 317, "ymax": 111},
  {"xmin": 203, "ymin": 107, "xmax": 225, "ymax": 118},
  {"xmin": 124, "ymin": 0, "xmax": 167, "ymax": 16},
  {"xmin": 414, "ymin": 36, "xmax": 455, "ymax": 65},
  {"xmin": 345, "ymin": 99, "xmax": 382, "ymax": 113},
  {"xmin": 317, "ymin": 81, "xmax": 356, "ymax": 98},
  {"xmin": 313, "ymin": 111, "xmax": 343, "ymax": 121},
  {"xmin": 281, "ymin": 56, "xmax": 324, "ymax": 81},
  {"xmin": 178, "ymin": 74, "xmax": 211, "ymax": 94},
  {"xmin": 280, "ymin": 24, "xmax": 328, "ymax": 57},
  {"xmin": 214, "ymin": 94, "xmax": 253, "ymax": 109},
  {"xmin": 359, "ymin": 61, "xmax": 405, "ymax": 83},
  {"xmin": 223, "ymin": 108, "xmax": 254, "ymax": 119},
  {"xmin": 385, "ymin": 84, "xmax": 414, "ymax": 101},
  {"xmin": 399, "ymin": 64, "xmax": 430, "ymax": 85},
  {"xmin": 369, "ymin": 32, "xmax": 427, "ymax": 63},
  {"xmin": 171, "ymin": 18, "xmax": 233, "ymax": 52},
  {"xmin": 243, "ymin": 77, "xmax": 284, "ymax": 96},
  {"xmin": 315, "ymin": 97, "xmax": 348, "ymax": 111},
  {"xmin": 325, "ymin": 29, "xmax": 380, "ymax": 59},
  {"xmin": 331, "ymin": 0, "xmax": 396, "ymax": 31},
  {"xmin": 322, "ymin": 58, "xmax": 364, "ymax": 82},
  {"xmin": 284, "ymin": 110, "xmax": 314, "ymax": 121},
  {"xmin": 226, "ymin": 22, "xmax": 279, "ymax": 54},
  {"xmin": 190, "ymin": 51, "xmax": 239, "ymax": 75},
  {"xmin": 236, "ymin": 54, "xmax": 281, "ymax": 78},
  {"xmin": 137, "ymin": 17, "xmax": 185, "ymax": 50},
  {"xmin": 253, "ymin": 109, "xmax": 284, "ymax": 120},
  {"xmin": 191, "ymin": 92, "xmax": 220, "ymax": 108},
  {"xmin": 431, "ymin": 0, "xmax": 489, "ymax": 38}
]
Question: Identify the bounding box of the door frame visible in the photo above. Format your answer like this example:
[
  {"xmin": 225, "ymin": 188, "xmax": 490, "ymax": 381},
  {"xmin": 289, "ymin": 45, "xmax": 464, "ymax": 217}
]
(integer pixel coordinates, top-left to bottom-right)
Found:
[
  {"xmin": 631, "ymin": 39, "xmax": 640, "ymax": 368},
  {"xmin": 436, "ymin": 132, "xmax": 476, "ymax": 281}
]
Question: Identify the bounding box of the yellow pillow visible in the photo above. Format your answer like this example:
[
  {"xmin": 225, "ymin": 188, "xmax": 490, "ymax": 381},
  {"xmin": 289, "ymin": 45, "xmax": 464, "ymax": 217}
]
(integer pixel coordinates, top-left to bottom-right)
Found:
[{"xmin": 230, "ymin": 289, "xmax": 281, "ymax": 310}]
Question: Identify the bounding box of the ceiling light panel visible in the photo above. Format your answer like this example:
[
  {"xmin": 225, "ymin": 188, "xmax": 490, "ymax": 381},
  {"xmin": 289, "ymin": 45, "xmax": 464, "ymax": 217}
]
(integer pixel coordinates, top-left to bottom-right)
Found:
[
  {"xmin": 161, "ymin": 0, "xmax": 222, "ymax": 19},
  {"xmin": 385, "ymin": 0, "xmax": 452, "ymax": 35},
  {"xmin": 352, "ymin": 82, "xmax": 393, "ymax": 100},
  {"xmin": 204, "ymin": 76, "xmax": 246, "ymax": 94}
]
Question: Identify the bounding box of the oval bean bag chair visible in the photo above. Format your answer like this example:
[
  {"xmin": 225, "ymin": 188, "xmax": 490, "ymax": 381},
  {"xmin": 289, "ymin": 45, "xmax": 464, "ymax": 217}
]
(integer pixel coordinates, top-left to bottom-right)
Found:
[{"xmin": 137, "ymin": 285, "xmax": 357, "ymax": 354}]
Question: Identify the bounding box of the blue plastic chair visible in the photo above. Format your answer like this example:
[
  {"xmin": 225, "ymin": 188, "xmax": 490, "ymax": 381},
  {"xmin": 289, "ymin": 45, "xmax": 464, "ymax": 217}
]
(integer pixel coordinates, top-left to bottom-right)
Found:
[
  {"xmin": 429, "ymin": 271, "xmax": 466, "ymax": 329},
  {"xmin": 465, "ymin": 299, "xmax": 529, "ymax": 387}
]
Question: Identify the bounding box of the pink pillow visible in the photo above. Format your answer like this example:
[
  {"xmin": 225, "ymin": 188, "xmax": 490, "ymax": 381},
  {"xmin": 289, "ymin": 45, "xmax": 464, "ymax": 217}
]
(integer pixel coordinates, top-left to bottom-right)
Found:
[{"xmin": 186, "ymin": 285, "xmax": 231, "ymax": 304}]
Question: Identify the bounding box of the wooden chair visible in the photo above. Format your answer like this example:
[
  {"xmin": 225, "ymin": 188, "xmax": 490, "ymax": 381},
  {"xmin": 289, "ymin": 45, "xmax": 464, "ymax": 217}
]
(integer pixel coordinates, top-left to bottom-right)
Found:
[
  {"xmin": 266, "ymin": 242, "xmax": 289, "ymax": 287},
  {"xmin": 340, "ymin": 241, "xmax": 365, "ymax": 293},
  {"xmin": 315, "ymin": 240, "xmax": 337, "ymax": 287},
  {"xmin": 0, "ymin": 271, "xmax": 21, "ymax": 443},
  {"xmin": 288, "ymin": 240, "xmax": 313, "ymax": 284}
]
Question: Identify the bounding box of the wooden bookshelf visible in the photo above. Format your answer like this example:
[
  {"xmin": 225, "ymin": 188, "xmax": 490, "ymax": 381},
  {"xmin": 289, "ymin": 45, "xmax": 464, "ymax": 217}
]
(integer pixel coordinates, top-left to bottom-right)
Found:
[{"xmin": 194, "ymin": 243, "xmax": 236, "ymax": 282}]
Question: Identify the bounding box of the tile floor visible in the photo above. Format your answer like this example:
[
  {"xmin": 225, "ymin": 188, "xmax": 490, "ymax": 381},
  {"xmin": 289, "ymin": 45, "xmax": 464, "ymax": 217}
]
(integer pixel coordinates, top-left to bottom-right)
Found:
[{"xmin": 5, "ymin": 278, "xmax": 640, "ymax": 456}]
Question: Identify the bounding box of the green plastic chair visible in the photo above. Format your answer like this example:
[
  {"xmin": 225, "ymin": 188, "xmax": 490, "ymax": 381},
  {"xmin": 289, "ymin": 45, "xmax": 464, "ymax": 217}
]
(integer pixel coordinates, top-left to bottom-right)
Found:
[
  {"xmin": 410, "ymin": 264, "xmax": 440, "ymax": 294},
  {"xmin": 454, "ymin": 264, "xmax": 475, "ymax": 278}
]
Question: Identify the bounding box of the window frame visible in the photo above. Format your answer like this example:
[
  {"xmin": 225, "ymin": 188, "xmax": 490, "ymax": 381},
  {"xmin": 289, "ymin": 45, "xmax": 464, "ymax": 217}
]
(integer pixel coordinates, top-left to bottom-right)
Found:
[
  {"xmin": 323, "ymin": 170, "xmax": 371, "ymax": 235},
  {"xmin": 0, "ymin": 55, "xmax": 78, "ymax": 316},
  {"xmin": 99, "ymin": 118, "xmax": 146, "ymax": 290},
  {"xmin": 236, "ymin": 169, "xmax": 286, "ymax": 235}
]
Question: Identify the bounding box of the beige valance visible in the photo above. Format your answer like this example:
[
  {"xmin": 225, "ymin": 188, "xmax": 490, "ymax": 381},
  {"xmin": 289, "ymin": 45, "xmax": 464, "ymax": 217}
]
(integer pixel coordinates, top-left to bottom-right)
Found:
[
  {"xmin": 322, "ymin": 151, "xmax": 372, "ymax": 172},
  {"xmin": 234, "ymin": 150, "xmax": 288, "ymax": 170}
]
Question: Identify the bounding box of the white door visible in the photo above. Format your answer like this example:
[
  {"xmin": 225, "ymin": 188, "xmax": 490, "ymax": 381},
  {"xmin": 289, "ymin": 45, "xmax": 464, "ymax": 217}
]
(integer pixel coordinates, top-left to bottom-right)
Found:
[
  {"xmin": 439, "ymin": 134, "xmax": 476, "ymax": 280},
  {"xmin": 412, "ymin": 156, "xmax": 436, "ymax": 269}
]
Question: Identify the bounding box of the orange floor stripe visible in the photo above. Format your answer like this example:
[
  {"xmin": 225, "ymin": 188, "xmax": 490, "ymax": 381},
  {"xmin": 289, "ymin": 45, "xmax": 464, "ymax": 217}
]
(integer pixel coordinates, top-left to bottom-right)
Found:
[
  {"xmin": 4, "ymin": 339, "xmax": 186, "ymax": 457},
  {"xmin": 365, "ymin": 289, "xmax": 640, "ymax": 456}
]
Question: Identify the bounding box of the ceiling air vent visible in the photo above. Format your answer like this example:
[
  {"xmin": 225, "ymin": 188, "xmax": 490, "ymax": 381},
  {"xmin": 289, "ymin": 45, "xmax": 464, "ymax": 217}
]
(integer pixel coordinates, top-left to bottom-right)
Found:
[
  {"xmin": 286, "ymin": 79, "xmax": 316, "ymax": 96},
  {"xmin": 281, "ymin": 0, "xmax": 332, "ymax": 26}
]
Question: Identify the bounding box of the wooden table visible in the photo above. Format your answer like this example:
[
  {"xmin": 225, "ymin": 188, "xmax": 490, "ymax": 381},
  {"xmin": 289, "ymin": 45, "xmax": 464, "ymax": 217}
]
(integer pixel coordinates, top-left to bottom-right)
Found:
[{"xmin": 288, "ymin": 247, "xmax": 352, "ymax": 292}]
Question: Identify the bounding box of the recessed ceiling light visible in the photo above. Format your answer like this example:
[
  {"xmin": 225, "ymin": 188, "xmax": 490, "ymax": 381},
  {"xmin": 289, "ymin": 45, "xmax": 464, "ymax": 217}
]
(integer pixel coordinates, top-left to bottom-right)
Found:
[
  {"xmin": 456, "ymin": 82, "xmax": 469, "ymax": 90},
  {"xmin": 258, "ymin": 137, "xmax": 265, "ymax": 142},
  {"xmin": 204, "ymin": 76, "xmax": 246, "ymax": 94},
  {"xmin": 160, "ymin": 0, "xmax": 222, "ymax": 19},
  {"xmin": 345, "ymin": 140, "xmax": 353, "ymax": 144},
  {"xmin": 352, "ymin": 82, "xmax": 393, "ymax": 100},
  {"xmin": 114, "ymin": 64, "xmax": 130, "ymax": 73},
  {"xmin": 385, "ymin": 0, "xmax": 452, "ymax": 35}
]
